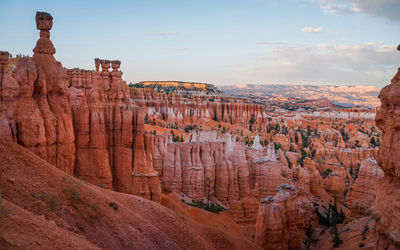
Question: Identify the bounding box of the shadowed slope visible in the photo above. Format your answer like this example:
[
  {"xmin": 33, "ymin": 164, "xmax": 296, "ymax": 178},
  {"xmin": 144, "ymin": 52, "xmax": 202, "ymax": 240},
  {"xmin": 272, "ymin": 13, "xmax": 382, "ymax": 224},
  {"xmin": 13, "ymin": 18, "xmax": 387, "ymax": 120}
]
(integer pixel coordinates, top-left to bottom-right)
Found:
[{"xmin": 0, "ymin": 136, "xmax": 259, "ymax": 249}]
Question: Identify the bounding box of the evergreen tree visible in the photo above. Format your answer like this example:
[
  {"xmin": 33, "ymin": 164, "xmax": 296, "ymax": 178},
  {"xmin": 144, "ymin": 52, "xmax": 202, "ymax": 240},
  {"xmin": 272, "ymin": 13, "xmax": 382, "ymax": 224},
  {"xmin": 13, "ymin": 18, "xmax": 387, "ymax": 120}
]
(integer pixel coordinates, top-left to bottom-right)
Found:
[{"xmin": 370, "ymin": 137, "xmax": 376, "ymax": 147}]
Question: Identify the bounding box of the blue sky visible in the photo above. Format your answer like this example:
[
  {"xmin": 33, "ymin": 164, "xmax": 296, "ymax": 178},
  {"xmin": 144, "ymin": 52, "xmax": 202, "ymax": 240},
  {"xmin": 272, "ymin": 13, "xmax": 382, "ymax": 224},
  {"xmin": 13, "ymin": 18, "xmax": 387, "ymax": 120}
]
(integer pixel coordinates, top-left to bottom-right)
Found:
[{"xmin": 0, "ymin": 0, "xmax": 399, "ymax": 87}]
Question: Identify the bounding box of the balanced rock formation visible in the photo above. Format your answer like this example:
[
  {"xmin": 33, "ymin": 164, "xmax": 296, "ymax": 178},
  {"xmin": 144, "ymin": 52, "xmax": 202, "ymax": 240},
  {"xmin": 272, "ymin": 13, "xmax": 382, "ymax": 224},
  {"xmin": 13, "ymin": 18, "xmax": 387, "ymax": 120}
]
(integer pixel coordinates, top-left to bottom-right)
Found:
[
  {"xmin": 374, "ymin": 50, "xmax": 400, "ymax": 249},
  {"xmin": 33, "ymin": 12, "xmax": 56, "ymax": 55}
]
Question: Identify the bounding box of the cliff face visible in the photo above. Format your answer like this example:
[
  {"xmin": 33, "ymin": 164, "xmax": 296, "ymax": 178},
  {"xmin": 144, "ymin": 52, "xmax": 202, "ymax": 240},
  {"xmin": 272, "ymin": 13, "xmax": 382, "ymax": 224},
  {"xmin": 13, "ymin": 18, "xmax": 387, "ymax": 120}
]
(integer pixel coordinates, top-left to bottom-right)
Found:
[{"xmin": 374, "ymin": 65, "xmax": 400, "ymax": 249}]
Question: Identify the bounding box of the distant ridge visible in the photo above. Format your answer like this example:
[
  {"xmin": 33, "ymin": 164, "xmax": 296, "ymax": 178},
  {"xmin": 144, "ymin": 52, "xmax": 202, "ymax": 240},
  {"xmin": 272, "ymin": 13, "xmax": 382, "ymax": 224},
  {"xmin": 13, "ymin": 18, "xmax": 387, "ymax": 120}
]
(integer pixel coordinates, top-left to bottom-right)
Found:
[
  {"xmin": 131, "ymin": 81, "xmax": 222, "ymax": 95},
  {"xmin": 219, "ymin": 84, "xmax": 380, "ymax": 107}
]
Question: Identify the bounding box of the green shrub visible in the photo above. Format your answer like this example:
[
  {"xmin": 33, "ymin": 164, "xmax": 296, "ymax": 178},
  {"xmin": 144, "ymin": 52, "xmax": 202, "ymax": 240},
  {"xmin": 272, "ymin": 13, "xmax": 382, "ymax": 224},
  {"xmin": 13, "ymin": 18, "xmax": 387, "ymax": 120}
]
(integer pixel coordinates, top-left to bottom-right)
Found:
[
  {"xmin": 321, "ymin": 169, "xmax": 333, "ymax": 179},
  {"xmin": 33, "ymin": 192, "xmax": 59, "ymax": 211},
  {"xmin": 183, "ymin": 200, "xmax": 227, "ymax": 214},
  {"xmin": 63, "ymin": 177, "xmax": 83, "ymax": 203}
]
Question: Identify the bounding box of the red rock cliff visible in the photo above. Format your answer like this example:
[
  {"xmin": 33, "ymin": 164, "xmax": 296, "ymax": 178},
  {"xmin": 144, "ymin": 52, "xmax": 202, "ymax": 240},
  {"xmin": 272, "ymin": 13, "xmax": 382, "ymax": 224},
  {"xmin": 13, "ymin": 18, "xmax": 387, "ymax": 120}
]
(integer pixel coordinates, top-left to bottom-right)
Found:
[{"xmin": 374, "ymin": 55, "xmax": 400, "ymax": 249}]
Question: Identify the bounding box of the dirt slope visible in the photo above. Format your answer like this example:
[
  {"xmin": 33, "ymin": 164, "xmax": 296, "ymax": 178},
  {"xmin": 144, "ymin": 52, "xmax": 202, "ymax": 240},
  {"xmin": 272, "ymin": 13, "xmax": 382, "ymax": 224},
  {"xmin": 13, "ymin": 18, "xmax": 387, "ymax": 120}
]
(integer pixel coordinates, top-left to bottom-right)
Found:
[{"xmin": 0, "ymin": 136, "xmax": 259, "ymax": 249}]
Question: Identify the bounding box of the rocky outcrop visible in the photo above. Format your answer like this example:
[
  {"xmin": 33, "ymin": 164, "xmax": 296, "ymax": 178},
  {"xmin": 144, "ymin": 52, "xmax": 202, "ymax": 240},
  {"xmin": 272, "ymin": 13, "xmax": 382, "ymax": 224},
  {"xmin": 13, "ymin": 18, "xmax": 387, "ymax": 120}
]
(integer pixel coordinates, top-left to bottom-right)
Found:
[
  {"xmin": 346, "ymin": 158, "xmax": 384, "ymax": 218},
  {"xmin": 374, "ymin": 55, "xmax": 400, "ymax": 249},
  {"xmin": 255, "ymin": 185, "xmax": 316, "ymax": 249}
]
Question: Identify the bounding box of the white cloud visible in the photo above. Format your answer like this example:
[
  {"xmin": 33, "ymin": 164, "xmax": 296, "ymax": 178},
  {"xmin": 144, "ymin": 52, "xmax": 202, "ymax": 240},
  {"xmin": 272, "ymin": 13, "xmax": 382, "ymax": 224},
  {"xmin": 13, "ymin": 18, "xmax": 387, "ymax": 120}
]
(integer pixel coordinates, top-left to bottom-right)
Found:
[
  {"xmin": 147, "ymin": 32, "xmax": 181, "ymax": 36},
  {"xmin": 301, "ymin": 26, "xmax": 324, "ymax": 33},
  {"xmin": 320, "ymin": 3, "xmax": 359, "ymax": 14},
  {"xmin": 239, "ymin": 42, "xmax": 398, "ymax": 86},
  {"xmin": 315, "ymin": 0, "xmax": 400, "ymax": 21},
  {"xmin": 255, "ymin": 41, "xmax": 291, "ymax": 45}
]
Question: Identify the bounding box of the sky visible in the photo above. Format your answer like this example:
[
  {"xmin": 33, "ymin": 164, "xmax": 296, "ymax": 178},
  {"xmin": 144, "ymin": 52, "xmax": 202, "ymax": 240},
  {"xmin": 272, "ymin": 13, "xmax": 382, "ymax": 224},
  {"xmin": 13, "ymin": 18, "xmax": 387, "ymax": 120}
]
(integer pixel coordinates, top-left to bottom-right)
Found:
[{"xmin": 0, "ymin": 0, "xmax": 399, "ymax": 87}]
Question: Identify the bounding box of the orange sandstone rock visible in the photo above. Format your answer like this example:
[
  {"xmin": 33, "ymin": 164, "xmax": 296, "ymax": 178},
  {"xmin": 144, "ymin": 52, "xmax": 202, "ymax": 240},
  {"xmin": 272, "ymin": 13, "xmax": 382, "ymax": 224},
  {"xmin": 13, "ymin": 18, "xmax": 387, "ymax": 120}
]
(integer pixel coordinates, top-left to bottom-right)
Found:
[
  {"xmin": 374, "ymin": 58, "xmax": 400, "ymax": 249},
  {"xmin": 255, "ymin": 185, "xmax": 316, "ymax": 249},
  {"xmin": 346, "ymin": 158, "xmax": 384, "ymax": 218}
]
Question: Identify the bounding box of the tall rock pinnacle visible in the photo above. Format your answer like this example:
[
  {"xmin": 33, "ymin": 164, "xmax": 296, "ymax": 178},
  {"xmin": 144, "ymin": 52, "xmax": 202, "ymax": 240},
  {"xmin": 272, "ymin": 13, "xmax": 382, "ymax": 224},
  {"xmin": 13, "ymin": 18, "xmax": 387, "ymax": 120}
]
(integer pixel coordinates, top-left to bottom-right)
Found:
[{"xmin": 33, "ymin": 11, "xmax": 56, "ymax": 55}]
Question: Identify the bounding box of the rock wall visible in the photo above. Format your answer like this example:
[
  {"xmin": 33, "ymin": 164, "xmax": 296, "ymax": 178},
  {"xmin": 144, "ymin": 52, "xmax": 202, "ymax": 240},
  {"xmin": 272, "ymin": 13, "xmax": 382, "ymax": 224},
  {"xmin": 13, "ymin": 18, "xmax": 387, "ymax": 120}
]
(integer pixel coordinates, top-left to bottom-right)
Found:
[{"xmin": 374, "ymin": 62, "xmax": 400, "ymax": 249}]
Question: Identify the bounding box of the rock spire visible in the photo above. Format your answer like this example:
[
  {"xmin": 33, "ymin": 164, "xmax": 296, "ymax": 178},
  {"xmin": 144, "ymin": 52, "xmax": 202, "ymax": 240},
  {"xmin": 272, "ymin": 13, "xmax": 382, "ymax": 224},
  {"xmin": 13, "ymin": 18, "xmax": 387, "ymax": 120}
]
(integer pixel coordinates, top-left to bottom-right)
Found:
[{"xmin": 33, "ymin": 11, "xmax": 56, "ymax": 55}]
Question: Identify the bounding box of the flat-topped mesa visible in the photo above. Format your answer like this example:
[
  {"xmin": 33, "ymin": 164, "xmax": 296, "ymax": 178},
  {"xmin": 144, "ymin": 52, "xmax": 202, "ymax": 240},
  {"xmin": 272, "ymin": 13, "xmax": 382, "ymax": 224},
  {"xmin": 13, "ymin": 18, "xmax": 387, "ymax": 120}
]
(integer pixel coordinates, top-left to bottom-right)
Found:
[
  {"xmin": 33, "ymin": 11, "xmax": 56, "ymax": 55},
  {"xmin": 135, "ymin": 81, "xmax": 222, "ymax": 96}
]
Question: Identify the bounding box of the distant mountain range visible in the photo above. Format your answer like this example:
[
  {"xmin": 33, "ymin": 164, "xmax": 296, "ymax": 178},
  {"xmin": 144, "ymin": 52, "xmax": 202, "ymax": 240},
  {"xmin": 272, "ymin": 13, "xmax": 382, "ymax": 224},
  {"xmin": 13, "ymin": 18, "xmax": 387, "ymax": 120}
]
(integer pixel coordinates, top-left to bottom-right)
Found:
[{"xmin": 218, "ymin": 84, "xmax": 380, "ymax": 107}]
